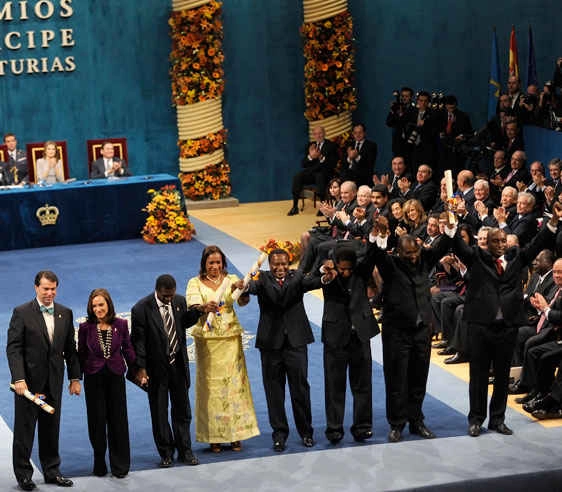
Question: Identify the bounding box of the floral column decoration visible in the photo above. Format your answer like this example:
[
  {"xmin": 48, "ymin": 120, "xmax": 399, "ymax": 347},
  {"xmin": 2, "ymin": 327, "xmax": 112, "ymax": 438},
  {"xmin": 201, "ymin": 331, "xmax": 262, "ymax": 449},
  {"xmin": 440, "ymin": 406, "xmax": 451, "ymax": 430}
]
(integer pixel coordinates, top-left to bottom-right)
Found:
[
  {"xmin": 302, "ymin": 0, "xmax": 356, "ymax": 147},
  {"xmin": 169, "ymin": 0, "xmax": 231, "ymax": 201}
]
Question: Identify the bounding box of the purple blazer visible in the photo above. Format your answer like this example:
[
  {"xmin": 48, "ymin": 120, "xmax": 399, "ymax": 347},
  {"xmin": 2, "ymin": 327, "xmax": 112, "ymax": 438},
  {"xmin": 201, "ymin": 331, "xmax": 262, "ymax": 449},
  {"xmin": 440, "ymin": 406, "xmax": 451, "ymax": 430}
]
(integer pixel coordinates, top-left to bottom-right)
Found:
[{"xmin": 78, "ymin": 317, "xmax": 136, "ymax": 376}]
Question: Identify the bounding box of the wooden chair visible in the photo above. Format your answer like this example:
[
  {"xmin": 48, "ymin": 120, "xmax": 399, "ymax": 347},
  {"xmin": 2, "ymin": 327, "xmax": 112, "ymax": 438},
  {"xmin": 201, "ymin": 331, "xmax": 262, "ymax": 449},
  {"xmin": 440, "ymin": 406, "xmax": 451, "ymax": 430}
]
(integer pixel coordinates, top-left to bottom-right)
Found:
[
  {"xmin": 300, "ymin": 184, "xmax": 319, "ymax": 211},
  {"xmin": 86, "ymin": 138, "xmax": 128, "ymax": 174},
  {"xmin": 0, "ymin": 144, "xmax": 7, "ymax": 162},
  {"xmin": 26, "ymin": 141, "xmax": 70, "ymax": 183}
]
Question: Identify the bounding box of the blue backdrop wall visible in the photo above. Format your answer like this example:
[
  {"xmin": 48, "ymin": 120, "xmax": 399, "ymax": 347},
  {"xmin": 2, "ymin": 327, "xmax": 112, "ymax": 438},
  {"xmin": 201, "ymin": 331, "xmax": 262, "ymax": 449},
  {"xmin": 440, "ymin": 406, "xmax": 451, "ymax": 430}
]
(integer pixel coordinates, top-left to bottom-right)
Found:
[{"xmin": 1, "ymin": 1, "xmax": 561, "ymax": 202}]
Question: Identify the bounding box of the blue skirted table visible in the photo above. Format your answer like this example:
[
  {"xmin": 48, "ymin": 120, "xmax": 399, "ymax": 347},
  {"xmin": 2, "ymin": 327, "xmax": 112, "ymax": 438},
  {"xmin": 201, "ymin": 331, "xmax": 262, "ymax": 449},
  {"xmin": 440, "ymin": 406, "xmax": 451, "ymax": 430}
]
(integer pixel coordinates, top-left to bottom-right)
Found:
[{"xmin": 0, "ymin": 174, "xmax": 181, "ymax": 251}]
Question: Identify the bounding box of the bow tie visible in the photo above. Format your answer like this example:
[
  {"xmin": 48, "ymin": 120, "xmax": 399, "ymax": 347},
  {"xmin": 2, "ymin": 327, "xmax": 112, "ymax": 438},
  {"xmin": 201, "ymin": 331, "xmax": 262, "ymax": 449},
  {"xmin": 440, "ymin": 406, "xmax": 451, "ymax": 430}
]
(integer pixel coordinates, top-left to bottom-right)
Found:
[{"xmin": 40, "ymin": 305, "xmax": 54, "ymax": 315}]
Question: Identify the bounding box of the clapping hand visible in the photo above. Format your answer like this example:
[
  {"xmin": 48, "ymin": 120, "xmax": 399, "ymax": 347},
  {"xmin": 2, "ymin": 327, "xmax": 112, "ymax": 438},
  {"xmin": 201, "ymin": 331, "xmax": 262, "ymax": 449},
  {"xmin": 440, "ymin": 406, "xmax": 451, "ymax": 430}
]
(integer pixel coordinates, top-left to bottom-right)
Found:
[
  {"xmin": 530, "ymin": 292, "xmax": 548, "ymax": 311},
  {"xmin": 335, "ymin": 210, "xmax": 349, "ymax": 222},
  {"xmin": 372, "ymin": 216, "xmax": 389, "ymax": 237},
  {"xmin": 347, "ymin": 147, "xmax": 359, "ymax": 160},
  {"xmin": 515, "ymin": 180, "xmax": 527, "ymax": 192},
  {"xmin": 353, "ymin": 207, "xmax": 366, "ymax": 221},
  {"xmin": 545, "ymin": 186, "xmax": 555, "ymax": 203},
  {"xmin": 493, "ymin": 206, "xmax": 508, "ymax": 224},
  {"xmin": 321, "ymin": 259, "xmax": 337, "ymax": 283},
  {"xmin": 308, "ymin": 144, "xmax": 320, "ymax": 159},
  {"xmin": 397, "ymin": 176, "xmax": 410, "ymax": 193},
  {"xmin": 474, "ymin": 200, "xmax": 487, "ymax": 217},
  {"xmin": 455, "ymin": 198, "xmax": 467, "ymax": 216},
  {"xmin": 548, "ymin": 201, "xmax": 562, "ymax": 227}
]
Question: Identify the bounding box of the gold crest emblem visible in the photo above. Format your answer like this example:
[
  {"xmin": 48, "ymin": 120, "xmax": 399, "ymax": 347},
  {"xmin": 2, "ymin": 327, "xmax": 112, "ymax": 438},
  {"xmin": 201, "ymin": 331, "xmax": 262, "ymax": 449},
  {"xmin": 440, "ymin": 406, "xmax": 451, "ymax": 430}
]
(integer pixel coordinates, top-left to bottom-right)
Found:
[{"xmin": 36, "ymin": 203, "xmax": 60, "ymax": 226}]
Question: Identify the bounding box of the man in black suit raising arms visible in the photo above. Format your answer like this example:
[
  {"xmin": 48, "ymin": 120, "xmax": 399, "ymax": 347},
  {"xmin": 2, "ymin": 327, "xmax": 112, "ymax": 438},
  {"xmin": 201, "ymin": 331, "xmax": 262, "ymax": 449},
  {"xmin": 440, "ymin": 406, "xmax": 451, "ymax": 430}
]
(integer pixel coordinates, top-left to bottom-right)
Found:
[
  {"xmin": 288, "ymin": 126, "xmax": 338, "ymax": 216},
  {"xmin": 245, "ymin": 249, "xmax": 316, "ymax": 451},
  {"xmin": 317, "ymin": 244, "xmax": 380, "ymax": 444},
  {"xmin": 131, "ymin": 274, "xmax": 206, "ymax": 467},
  {"xmin": 450, "ymin": 203, "xmax": 562, "ymax": 437},
  {"xmin": 369, "ymin": 216, "xmax": 454, "ymax": 442},
  {"xmin": 7, "ymin": 271, "xmax": 81, "ymax": 490},
  {"xmin": 340, "ymin": 123, "xmax": 378, "ymax": 187}
]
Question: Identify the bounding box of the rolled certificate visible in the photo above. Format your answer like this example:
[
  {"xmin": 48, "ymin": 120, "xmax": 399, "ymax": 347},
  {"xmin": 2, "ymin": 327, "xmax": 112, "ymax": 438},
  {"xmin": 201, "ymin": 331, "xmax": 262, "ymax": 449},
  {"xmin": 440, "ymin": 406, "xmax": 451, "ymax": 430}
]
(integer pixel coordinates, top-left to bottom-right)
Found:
[
  {"xmin": 204, "ymin": 276, "xmax": 231, "ymax": 331},
  {"xmin": 444, "ymin": 169, "xmax": 455, "ymax": 223},
  {"xmin": 10, "ymin": 384, "xmax": 55, "ymax": 414},
  {"xmin": 231, "ymin": 252, "xmax": 268, "ymax": 302}
]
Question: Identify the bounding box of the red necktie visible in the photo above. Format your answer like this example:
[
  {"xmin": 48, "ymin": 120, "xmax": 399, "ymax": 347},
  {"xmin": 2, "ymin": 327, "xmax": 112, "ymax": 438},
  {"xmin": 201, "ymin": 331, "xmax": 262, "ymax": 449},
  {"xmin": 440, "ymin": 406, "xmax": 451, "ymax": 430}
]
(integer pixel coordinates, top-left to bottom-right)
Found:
[
  {"xmin": 277, "ymin": 278, "xmax": 284, "ymax": 287},
  {"xmin": 446, "ymin": 113, "xmax": 454, "ymax": 134},
  {"xmin": 495, "ymin": 259, "xmax": 504, "ymax": 275},
  {"xmin": 536, "ymin": 289, "xmax": 561, "ymax": 333}
]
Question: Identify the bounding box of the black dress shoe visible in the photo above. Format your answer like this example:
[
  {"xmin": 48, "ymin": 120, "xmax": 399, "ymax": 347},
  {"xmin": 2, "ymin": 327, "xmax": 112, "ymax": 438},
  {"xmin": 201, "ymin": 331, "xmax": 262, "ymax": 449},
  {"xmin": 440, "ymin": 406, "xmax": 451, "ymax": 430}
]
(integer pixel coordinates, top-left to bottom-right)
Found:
[
  {"xmin": 273, "ymin": 440, "xmax": 286, "ymax": 452},
  {"xmin": 468, "ymin": 423, "xmax": 481, "ymax": 437},
  {"xmin": 488, "ymin": 422, "xmax": 513, "ymax": 435},
  {"xmin": 432, "ymin": 340, "xmax": 449, "ymax": 349},
  {"xmin": 353, "ymin": 430, "xmax": 373, "ymax": 442},
  {"xmin": 437, "ymin": 347, "xmax": 456, "ymax": 356},
  {"xmin": 444, "ymin": 353, "xmax": 468, "ymax": 364},
  {"xmin": 45, "ymin": 476, "xmax": 73, "ymax": 487},
  {"xmin": 409, "ymin": 423, "xmax": 436, "ymax": 439},
  {"xmin": 388, "ymin": 428, "xmax": 402, "ymax": 443},
  {"xmin": 523, "ymin": 393, "xmax": 546, "ymax": 413},
  {"xmin": 159, "ymin": 457, "xmax": 173, "ymax": 468},
  {"xmin": 287, "ymin": 207, "xmax": 299, "ymax": 216},
  {"xmin": 177, "ymin": 451, "xmax": 199, "ymax": 465},
  {"xmin": 515, "ymin": 391, "xmax": 537, "ymax": 404},
  {"xmin": 532, "ymin": 408, "xmax": 562, "ymax": 420},
  {"xmin": 17, "ymin": 478, "xmax": 36, "ymax": 491},
  {"xmin": 303, "ymin": 436, "xmax": 315, "ymax": 447},
  {"xmin": 112, "ymin": 473, "xmax": 127, "ymax": 479},
  {"xmin": 508, "ymin": 381, "xmax": 527, "ymax": 395},
  {"xmin": 327, "ymin": 431, "xmax": 343, "ymax": 444}
]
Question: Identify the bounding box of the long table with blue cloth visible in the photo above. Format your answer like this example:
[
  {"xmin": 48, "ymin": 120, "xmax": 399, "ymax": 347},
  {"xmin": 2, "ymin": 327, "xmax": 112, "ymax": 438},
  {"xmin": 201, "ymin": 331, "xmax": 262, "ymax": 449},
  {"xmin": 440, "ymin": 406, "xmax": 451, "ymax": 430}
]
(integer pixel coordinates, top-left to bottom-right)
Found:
[{"xmin": 0, "ymin": 174, "xmax": 181, "ymax": 251}]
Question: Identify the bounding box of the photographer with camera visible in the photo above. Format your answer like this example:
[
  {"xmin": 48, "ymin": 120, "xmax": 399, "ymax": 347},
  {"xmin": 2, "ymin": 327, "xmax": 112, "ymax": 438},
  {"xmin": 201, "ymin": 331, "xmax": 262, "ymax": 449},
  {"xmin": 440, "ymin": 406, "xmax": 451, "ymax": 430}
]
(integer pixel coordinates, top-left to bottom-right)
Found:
[
  {"xmin": 437, "ymin": 95, "xmax": 473, "ymax": 177},
  {"xmin": 408, "ymin": 91, "xmax": 439, "ymax": 171},
  {"xmin": 519, "ymin": 84, "xmax": 540, "ymax": 126},
  {"xmin": 538, "ymin": 80, "xmax": 562, "ymax": 132},
  {"xmin": 386, "ymin": 87, "xmax": 416, "ymax": 163}
]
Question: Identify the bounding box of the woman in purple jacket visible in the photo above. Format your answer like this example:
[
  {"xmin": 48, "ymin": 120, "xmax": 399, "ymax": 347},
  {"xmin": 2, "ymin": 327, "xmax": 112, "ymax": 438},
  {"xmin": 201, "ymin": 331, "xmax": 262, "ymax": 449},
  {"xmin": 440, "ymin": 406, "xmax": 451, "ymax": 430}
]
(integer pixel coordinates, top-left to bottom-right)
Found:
[{"xmin": 78, "ymin": 288, "xmax": 136, "ymax": 478}]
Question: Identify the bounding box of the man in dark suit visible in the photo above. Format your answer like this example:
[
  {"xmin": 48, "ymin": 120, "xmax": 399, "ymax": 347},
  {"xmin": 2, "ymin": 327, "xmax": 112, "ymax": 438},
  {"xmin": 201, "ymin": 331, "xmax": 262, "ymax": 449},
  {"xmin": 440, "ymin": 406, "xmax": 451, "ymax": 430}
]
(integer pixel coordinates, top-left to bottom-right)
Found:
[
  {"xmin": 386, "ymin": 87, "xmax": 417, "ymax": 163},
  {"xmin": 402, "ymin": 164, "xmax": 438, "ymax": 211},
  {"xmin": 450, "ymin": 204, "xmax": 562, "ymax": 437},
  {"xmin": 317, "ymin": 244, "xmax": 380, "ymax": 444},
  {"xmin": 7, "ymin": 271, "xmax": 81, "ymax": 490},
  {"xmin": 288, "ymin": 126, "xmax": 338, "ymax": 216},
  {"xmin": 504, "ymin": 150, "xmax": 530, "ymax": 190},
  {"xmin": 373, "ymin": 156, "xmax": 411, "ymax": 199},
  {"xmin": 131, "ymin": 274, "xmax": 204, "ymax": 467},
  {"xmin": 246, "ymin": 249, "xmax": 316, "ymax": 451},
  {"xmin": 90, "ymin": 142, "xmax": 131, "ymax": 179},
  {"xmin": 493, "ymin": 191, "xmax": 537, "ymax": 247},
  {"xmin": 371, "ymin": 216, "xmax": 453, "ymax": 442},
  {"xmin": 1, "ymin": 132, "xmax": 28, "ymax": 184},
  {"xmin": 340, "ymin": 123, "xmax": 378, "ymax": 187},
  {"xmin": 408, "ymin": 91, "xmax": 439, "ymax": 170}
]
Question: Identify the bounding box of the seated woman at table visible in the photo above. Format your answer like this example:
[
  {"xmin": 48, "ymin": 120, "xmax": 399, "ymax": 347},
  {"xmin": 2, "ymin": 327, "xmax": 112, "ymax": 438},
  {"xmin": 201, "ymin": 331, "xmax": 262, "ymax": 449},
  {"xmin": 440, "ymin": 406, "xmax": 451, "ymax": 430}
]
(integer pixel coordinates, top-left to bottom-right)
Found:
[
  {"xmin": 78, "ymin": 288, "xmax": 136, "ymax": 478},
  {"xmin": 36, "ymin": 140, "xmax": 65, "ymax": 184},
  {"xmin": 186, "ymin": 245, "xmax": 260, "ymax": 453}
]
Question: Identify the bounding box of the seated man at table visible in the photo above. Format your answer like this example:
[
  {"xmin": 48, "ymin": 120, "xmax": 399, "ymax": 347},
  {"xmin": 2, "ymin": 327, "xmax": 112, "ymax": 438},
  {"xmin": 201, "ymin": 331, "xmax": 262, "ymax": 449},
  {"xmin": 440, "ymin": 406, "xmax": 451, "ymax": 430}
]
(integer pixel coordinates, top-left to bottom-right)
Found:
[
  {"xmin": 90, "ymin": 142, "xmax": 131, "ymax": 179},
  {"xmin": 1, "ymin": 133, "xmax": 28, "ymax": 185}
]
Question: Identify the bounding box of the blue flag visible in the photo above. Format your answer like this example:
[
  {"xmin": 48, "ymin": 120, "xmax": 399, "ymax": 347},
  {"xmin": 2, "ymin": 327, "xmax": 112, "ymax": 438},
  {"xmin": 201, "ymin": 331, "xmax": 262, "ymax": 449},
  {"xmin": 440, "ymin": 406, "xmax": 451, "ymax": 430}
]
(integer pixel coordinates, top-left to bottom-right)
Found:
[
  {"xmin": 527, "ymin": 26, "xmax": 538, "ymax": 87},
  {"xmin": 488, "ymin": 28, "xmax": 501, "ymax": 120}
]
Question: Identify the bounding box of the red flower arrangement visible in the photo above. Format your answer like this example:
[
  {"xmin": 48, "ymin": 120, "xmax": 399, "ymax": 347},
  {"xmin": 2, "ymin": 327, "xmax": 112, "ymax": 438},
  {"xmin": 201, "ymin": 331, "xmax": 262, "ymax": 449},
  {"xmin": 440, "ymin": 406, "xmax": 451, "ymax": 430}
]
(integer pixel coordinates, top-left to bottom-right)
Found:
[
  {"xmin": 179, "ymin": 162, "xmax": 231, "ymax": 201},
  {"xmin": 141, "ymin": 185, "xmax": 196, "ymax": 243},
  {"xmin": 179, "ymin": 129, "xmax": 227, "ymax": 159},
  {"xmin": 301, "ymin": 11, "xmax": 357, "ymax": 121},
  {"xmin": 169, "ymin": 1, "xmax": 225, "ymax": 106}
]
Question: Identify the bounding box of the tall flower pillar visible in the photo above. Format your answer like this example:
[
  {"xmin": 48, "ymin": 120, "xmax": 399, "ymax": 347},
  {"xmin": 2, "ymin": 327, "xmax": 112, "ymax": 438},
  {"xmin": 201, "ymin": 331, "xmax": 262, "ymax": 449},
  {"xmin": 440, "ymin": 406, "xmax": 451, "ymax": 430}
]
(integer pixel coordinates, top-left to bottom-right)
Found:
[
  {"xmin": 170, "ymin": 0, "xmax": 234, "ymax": 205},
  {"xmin": 302, "ymin": 0, "xmax": 356, "ymax": 144}
]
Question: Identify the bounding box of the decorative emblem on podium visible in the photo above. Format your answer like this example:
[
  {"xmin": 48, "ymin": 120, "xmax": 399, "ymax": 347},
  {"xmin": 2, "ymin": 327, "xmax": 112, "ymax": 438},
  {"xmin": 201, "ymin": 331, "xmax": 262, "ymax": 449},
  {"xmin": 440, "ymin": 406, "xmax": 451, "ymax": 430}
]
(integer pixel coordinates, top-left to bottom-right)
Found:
[{"xmin": 36, "ymin": 203, "xmax": 60, "ymax": 226}]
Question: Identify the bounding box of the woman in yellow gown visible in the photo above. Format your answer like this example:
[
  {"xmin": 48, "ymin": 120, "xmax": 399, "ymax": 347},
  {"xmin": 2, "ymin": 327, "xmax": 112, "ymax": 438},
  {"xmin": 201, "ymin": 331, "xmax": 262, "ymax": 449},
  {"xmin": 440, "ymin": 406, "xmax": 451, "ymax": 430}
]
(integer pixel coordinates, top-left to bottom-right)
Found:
[{"xmin": 186, "ymin": 245, "xmax": 260, "ymax": 452}]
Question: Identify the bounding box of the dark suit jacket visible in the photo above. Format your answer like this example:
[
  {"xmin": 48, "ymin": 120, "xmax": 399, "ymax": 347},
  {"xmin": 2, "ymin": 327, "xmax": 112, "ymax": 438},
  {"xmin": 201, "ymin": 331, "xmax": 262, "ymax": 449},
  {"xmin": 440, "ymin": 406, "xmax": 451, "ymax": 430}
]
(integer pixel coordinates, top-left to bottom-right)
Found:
[
  {"xmin": 130, "ymin": 293, "xmax": 201, "ymax": 381},
  {"xmin": 301, "ymin": 139, "xmax": 338, "ymax": 175},
  {"xmin": 247, "ymin": 270, "xmax": 316, "ymax": 350},
  {"xmin": 452, "ymin": 225, "xmax": 556, "ymax": 327},
  {"xmin": 504, "ymin": 166, "xmax": 531, "ymax": 189},
  {"xmin": 406, "ymin": 180, "xmax": 438, "ymax": 211},
  {"xmin": 78, "ymin": 317, "xmax": 136, "ymax": 376},
  {"xmin": 329, "ymin": 198, "xmax": 358, "ymax": 238},
  {"xmin": 7, "ymin": 299, "xmax": 80, "ymax": 399},
  {"xmin": 1, "ymin": 149, "xmax": 28, "ymax": 184},
  {"xmin": 340, "ymin": 139, "xmax": 378, "ymax": 186},
  {"xmin": 373, "ymin": 234, "xmax": 452, "ymax": 328},
  {"xmin": 90, "ymin": 158, "xmax": 131, "ymax": 179},
  {"xmin": 438, "ymin": 108, "xmax": 473, "ymax": 138},
  {"xmin": 503, "ymin": 212, "xmax": 538, "ymax": 247},
  {"xmin": 314, "ymin": 243, "xmax": 380, "ymax": 347},
  {"xmin": 524, "ymin": 270, "xmax": 556, "ymax": 324}
]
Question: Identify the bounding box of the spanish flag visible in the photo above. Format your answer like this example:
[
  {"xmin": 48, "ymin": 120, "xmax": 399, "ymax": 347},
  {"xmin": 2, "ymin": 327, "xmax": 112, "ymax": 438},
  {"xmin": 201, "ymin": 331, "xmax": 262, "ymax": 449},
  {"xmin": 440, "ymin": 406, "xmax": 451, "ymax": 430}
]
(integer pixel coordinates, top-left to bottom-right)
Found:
[{"xmin": 509, "ymin": 25, "xmax": 519, "ymax": 78}]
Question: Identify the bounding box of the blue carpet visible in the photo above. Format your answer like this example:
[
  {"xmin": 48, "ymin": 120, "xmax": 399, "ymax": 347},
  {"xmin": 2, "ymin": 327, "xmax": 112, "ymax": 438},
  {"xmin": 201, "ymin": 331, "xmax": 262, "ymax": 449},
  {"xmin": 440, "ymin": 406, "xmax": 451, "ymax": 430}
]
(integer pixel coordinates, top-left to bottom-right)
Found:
[{"xmin": 0, "ymin": 238, "xmax": 466, "ymax": 476}]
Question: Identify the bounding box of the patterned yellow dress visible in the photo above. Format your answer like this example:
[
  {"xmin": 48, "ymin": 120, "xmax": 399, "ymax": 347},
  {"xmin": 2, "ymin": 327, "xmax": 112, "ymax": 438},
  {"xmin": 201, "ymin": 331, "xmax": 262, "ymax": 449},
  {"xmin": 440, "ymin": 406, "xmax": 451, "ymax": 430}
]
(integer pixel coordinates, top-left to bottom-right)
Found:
[{"xmin": 186, "ymin": 274, "xmax": 260, "ymax": 443}]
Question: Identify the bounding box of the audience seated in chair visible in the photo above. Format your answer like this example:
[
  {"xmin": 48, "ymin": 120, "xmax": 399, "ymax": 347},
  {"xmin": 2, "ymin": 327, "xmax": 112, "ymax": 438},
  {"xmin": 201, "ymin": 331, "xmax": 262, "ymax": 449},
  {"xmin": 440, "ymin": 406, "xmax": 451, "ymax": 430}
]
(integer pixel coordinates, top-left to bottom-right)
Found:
[
  {"xmin": 0, "ymin": 133, "xmax": 28, "ymax": 185},
  {"xmin": 26, "ymin": 140, "xmax": 69, "ymax": 184},
  {"xmin": 90, "ymin": 141, "xmax": 131, "ymax": 179}
]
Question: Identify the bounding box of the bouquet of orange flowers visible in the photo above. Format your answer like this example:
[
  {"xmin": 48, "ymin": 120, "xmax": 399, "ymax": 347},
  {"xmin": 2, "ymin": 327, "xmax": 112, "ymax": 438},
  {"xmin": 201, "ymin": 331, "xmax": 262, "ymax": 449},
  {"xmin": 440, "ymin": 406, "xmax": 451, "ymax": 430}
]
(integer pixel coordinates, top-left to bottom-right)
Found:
[
  {"xmin": 169, "ymin": 0, "xmax": 225, "ymax": 106},
  {"xmin": 179, "ymin": 163, "xmax": 231, "ymax": 201},
  {"xmin": 141, "ymin": 185, "xmax": 196, "ymax": 243},
  {"xmin": 301, "ymin": 11, "xmax": 357, "ymax": 121},
  {"xmin": 179, "ymin": 129, "xmax": 227, "ymax": 159},
  {"xmin": 259, "ymin": 239, "xmax": 302, "ymax": 265}
]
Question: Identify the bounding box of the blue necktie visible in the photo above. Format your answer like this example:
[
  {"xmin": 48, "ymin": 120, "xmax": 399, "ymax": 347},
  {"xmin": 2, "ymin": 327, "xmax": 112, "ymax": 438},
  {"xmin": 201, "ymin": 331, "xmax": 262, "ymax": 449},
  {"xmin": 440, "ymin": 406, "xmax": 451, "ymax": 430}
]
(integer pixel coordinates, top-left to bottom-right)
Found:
[{"xmin": 40, "ymin": 305, "xmax": 54, "ymax": 315}]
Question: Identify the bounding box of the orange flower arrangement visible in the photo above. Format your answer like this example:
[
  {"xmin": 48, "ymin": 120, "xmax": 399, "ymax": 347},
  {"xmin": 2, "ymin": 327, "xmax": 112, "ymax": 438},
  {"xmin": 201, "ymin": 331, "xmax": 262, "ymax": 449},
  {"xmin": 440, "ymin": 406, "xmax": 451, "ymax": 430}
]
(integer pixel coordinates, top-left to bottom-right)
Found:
[
  {"xmin": 169, "ymin": 1, "xmax": 225, "ymax": 106},
  {"xmin": 259, "ymin": 239, "xmax": 302, "ymax": 265},
  {"xmin": 179, "ymin": 163, "xmax": 231, "ymax": 201},
  {"xmin": 179, "ymin": 129, "xmax": 227, "ymax": 159},
  {"xmin": 141, "ymin": 185, "xmax": 196, "ymax": 243},
  {"xmin": 301, "ymin": 11, "xmax": 357, "ymax": 121}
]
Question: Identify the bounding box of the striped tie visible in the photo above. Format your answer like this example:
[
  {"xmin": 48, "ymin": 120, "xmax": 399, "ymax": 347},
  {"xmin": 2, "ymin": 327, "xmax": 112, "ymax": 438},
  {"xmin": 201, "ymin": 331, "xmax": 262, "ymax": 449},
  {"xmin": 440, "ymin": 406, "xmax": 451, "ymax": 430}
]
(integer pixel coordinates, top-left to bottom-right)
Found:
[{"xmin": 163, "ymin": 304, "xmax": 178, "ymax": 364}]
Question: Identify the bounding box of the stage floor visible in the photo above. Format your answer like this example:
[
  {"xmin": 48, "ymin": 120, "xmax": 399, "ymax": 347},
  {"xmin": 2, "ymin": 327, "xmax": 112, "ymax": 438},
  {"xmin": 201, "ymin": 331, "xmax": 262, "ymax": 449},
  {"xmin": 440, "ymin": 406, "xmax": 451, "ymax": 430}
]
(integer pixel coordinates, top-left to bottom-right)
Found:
[{"xmin": 0, "ymin": 199, "xmax": 560, "ymax": 491}]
